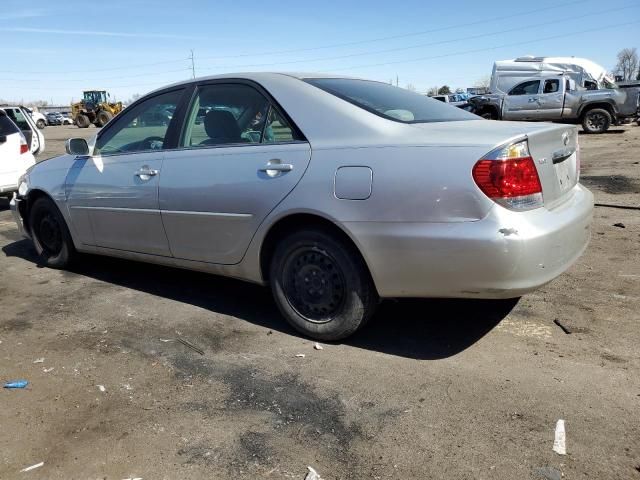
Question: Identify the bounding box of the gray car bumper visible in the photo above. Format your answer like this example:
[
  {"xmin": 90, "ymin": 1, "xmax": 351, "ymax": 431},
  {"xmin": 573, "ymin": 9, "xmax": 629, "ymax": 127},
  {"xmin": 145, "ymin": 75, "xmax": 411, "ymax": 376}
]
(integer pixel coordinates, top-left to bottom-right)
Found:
[
  {"xmin": 10, "ymin": 195, "xmax": 29, "ymax": 239},
  {"xmin": 345, "ymin": 184, "xmax": 594, "ymax": 299}
]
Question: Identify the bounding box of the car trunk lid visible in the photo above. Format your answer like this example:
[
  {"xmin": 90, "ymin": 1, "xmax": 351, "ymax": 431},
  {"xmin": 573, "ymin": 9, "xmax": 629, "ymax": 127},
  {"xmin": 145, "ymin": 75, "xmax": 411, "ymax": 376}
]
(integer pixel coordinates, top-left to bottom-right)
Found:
[{"xmin": 525, "ymin": 125, "xmax": 579, "ymax": 209}]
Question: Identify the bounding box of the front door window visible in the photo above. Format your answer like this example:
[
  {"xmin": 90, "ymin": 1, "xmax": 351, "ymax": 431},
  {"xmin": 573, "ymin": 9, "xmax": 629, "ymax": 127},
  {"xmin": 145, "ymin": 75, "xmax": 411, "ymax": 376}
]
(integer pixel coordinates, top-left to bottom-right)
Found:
[{"xmin": 95, "ymin": 90, "xmax": 183, "ymax": 156}]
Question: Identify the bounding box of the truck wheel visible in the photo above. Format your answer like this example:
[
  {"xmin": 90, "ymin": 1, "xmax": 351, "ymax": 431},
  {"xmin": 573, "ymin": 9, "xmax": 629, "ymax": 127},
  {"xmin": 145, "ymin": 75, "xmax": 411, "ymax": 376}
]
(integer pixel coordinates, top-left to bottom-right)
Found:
[
  {"xmin": 76, "ymin": 114, "xmax": 90, "ymax": 128},
  {"xmin": 269, "ymin": 228, "xmax": 378, "ymax": 341},
  {"xmin": 36, "ymin": 119, "xmax": 46, "ymax": 129},
  {"xmin": 96, "ymin": 111, "xmax": 113, "ymax": 127},
  {"xmin": 480, "ymin": 109, "xmax": 498, "ymax": 120},
  {"xmin": 582, "ymin": 108, "xmax": 611, "ymax": 134}
]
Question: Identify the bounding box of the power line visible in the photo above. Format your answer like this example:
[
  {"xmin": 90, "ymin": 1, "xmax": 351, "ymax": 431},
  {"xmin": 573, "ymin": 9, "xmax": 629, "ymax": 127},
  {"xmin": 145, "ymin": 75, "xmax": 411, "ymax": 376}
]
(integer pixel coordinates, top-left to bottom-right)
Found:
[
  {"xmin": 0, "ymin": 0, "xmax": 595, "ymax": 78},
  {"xmin": 4, "ymin": 20, "xmax": 636, "ymax": 94},
  {"xmin": 196, "ymin": 5, "xmax": 636, "ymax": 71},
  {"xmin": 332, "ymin": 20, "xmax": 640, "ymax": 72},
  {"xmin": 1, "ymin": 57, "xmax": 189, "ymax": 75},
  {"xmin": 195, "ymin": 0, "xmax": 592, "ymax": 61}
]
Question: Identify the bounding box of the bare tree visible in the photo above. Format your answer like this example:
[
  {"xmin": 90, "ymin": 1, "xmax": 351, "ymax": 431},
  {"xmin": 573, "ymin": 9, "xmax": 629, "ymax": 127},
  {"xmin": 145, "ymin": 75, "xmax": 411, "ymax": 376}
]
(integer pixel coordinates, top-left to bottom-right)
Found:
[
  {"xmin": 405, "ymin": 83, "xmax": 416, "ymax": 92},
  {"xmin": 125, "ymin": 93, "xmax": 142, "ymax": 105},
  {"xmin": 615, "ymin": 48, "xmax": 639, "ymax": 81},
  {"xmin": 474, "ymin": 75, "xmax": 491, "ymax": 88}
]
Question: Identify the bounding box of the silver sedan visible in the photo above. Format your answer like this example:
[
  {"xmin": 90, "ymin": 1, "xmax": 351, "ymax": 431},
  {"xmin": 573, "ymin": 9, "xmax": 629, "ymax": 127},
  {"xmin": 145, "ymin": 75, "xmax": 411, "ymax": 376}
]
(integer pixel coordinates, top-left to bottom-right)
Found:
[{"xmin": 11, "ymin": 73, "xmax": 593, "ymax": 340}]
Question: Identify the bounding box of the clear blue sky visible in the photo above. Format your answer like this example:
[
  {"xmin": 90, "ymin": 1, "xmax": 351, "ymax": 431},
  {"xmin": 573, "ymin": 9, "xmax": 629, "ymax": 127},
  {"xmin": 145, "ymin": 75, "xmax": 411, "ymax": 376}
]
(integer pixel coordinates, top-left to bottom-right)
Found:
[{"xmin": 1, "ymin": 0, "xmax": 638, "ymax": 105}]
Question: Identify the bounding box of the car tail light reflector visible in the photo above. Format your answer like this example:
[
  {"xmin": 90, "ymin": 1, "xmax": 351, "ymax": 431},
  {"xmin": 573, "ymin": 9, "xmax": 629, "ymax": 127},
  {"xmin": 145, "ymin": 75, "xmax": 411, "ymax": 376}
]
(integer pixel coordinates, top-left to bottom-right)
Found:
[
  {"xmin": 19, "ymin": 133, "xmax": 29, "ymax": 155},
  {"xmin": 472, "ymin": 139, "xmax": 543, "ymax": 211}
]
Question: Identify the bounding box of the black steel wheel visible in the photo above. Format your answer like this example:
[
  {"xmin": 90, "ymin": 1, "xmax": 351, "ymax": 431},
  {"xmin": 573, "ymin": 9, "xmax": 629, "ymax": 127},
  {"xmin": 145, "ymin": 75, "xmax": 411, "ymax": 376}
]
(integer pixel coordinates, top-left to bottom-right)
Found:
[
  {"xmin": 281, "ymin": 246, "xmax": 347, "ymax": 323},
  {"xmin": 29, "ymin": 197, "xmax": 75, "ymax": 268},
  {"xmin": 270, "ymin": 228, "xmax": 378, "ymax": 340}
]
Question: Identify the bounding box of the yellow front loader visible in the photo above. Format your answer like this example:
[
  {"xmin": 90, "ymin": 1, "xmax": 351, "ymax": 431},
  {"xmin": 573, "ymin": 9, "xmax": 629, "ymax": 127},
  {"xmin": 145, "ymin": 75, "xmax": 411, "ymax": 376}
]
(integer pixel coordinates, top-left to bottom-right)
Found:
[{"xmin": 71, "ymin": 90, "xmax": 123, "ymax": 128}]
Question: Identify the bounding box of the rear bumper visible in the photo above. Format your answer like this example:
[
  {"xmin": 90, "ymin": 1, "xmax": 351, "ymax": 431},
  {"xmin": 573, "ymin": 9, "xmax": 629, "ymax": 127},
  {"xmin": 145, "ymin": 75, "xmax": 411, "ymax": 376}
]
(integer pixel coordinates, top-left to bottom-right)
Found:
[
  {"xmin": 345, "ymin": 184, "xmax": 594, "ymax": 299},
  {"xmin": 10, "ymin": 195, "xmax": 29, "ymax": 239}
]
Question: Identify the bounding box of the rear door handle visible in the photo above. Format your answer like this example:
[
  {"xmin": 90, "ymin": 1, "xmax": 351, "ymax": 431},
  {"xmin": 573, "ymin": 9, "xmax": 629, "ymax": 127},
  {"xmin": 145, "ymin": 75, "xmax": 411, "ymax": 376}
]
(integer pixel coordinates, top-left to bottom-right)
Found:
[
  {"xmin": 135, "ymin": 166, "xmax": 159, "ymax": 178},
  {"xmin": 259, "ymin": 160, "xmax": 293, "ymax": 175}
]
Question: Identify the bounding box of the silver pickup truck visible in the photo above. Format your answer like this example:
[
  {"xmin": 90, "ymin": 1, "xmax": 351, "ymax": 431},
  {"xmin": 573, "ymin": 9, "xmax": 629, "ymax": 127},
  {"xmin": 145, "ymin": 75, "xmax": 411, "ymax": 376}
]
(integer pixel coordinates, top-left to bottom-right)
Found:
[{"xmin": 468, "ymin": 75, "xmax": 640, "ymax": 133}]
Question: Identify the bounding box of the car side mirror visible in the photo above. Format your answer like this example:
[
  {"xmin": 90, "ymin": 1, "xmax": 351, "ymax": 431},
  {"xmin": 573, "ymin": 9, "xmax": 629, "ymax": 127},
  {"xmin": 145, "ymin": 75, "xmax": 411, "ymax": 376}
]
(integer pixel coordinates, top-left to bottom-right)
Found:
[{"xmin": 66, "ymin": 138, "xmax": 90, "ymax": 156}]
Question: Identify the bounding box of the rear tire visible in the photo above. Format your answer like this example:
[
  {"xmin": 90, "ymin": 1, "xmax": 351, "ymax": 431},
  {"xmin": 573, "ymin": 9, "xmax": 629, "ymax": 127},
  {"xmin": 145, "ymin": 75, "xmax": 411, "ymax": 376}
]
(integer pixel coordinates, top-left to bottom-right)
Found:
[
  {"xmin": 36, "ymin": 119, "xmax": 46, "ymax": 129},
  {"xmin": 29, "ymin": 197, "xmax": 75, "ymax": 269},
  {"xmin": 269, "ymin": 228, "xmax": 378, "ymax": 341},
  {"xmin": 96, "ymin": 111, "xmax": 113, "ymax": 127},
  {"xmin": 76, "ymin": 114, "xmax": 90, "ymax": 128},
  {"xmin": 581, "ymin": 108, "xmax": 611, "ymax": 134}
]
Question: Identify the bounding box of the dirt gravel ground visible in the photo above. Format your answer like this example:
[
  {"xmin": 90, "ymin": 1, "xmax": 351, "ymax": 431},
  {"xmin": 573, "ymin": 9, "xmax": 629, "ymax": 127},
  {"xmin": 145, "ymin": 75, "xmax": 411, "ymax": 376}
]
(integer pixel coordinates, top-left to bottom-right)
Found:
[{"xmin": 0, "ymin": 124, "xmax": 638, "ymax": 480}]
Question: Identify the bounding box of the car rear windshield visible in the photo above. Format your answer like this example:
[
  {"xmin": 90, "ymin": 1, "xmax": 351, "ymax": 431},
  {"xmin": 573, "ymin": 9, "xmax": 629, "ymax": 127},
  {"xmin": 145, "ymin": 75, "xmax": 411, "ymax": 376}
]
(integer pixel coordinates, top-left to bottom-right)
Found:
[
  {"xmin": 304, "ymin": 78, "xmax": 477, "ymax": 123},
  {"xmin": 0, "ymin": 113, "xmax": 20, "ymax": 136}
]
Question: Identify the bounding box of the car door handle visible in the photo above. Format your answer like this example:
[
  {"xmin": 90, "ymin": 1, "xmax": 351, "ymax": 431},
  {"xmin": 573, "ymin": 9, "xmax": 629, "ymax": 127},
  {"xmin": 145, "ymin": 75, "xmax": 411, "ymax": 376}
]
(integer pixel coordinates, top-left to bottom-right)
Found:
[
  {"xmin": 135, "ymin": 166, "xmax": 159, "ymax": 178},
  {"xmin": 528, "ymin": 98, "xmax": 538, "ymax": 103},
  {"xmin": 259, "ymin": 163, "xmax": 293, "ymax": 173}
]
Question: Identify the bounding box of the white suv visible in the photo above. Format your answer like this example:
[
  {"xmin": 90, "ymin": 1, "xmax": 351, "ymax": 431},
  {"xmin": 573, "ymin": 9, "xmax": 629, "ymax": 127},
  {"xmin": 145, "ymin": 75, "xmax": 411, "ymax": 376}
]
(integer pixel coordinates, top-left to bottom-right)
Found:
[
  {"xmin": 0, "ymin": 111, "xmax": 36, "ymax": 196},
  {"xmin": 0, "ymin": 106, "xmax": 45, "ymax": 155}
]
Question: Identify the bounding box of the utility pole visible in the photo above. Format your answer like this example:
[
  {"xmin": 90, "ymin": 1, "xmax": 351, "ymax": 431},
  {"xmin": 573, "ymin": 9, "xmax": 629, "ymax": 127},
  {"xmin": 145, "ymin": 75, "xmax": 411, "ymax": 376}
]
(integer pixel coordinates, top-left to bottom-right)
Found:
[
  {"xmin": 189, "ymin": 49, "xmax": 196, "ymax": 79},
  {"xmin": 396, "ymin": 75, "xmax": 398, "ymax": 87}
]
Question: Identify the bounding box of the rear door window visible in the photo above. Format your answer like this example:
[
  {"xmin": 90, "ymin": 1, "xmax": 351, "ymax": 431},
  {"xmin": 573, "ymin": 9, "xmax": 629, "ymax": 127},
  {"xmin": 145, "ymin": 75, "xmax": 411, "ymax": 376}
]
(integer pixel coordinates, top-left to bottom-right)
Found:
[
  {"xmin": 4, "ymin": 108, "xmax": 30, "ymax": 130},
  {"xmin": 543, "ymin": 79, "xmax": 560, "ymax": 94},
  {"xmin": 181, "ymin": 83, "xmax": 303, "ymax": 147}
]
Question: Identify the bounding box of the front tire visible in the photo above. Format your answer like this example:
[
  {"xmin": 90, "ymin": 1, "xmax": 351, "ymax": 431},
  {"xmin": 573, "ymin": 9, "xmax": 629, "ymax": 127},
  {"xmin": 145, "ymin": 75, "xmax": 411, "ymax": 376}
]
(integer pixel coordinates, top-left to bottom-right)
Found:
[
  {"xmin": 29, "ymin": 197, "xmax": 75, "ymax": 268},
  {"xmin": 269, "ymin": 228, "xmax": 378, "ymax": 341},
  {"xmin": 36, "ymin": 119, "xmax": 46, "ymax": 129},
  {"xmin": 480, "ymin": 109, "xmax": 498, "ymax": 120},
  {"xmin": 582, "ymin": 108, "xmax": 611, "ymax": 133}
]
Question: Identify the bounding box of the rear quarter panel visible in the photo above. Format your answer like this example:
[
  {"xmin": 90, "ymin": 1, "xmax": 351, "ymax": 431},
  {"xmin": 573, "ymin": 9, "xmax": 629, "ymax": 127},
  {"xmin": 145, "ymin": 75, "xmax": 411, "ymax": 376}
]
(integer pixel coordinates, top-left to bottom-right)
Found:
[{"xmin": 280, "ymin": 145, "xmax": 496, "ymax": 224}]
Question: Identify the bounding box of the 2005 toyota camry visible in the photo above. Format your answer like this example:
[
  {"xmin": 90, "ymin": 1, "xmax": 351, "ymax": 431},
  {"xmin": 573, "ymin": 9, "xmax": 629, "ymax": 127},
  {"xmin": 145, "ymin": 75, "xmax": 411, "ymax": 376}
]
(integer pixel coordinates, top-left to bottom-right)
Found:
[{"xmin": 11, "ymin": 73, "xmax": 593, "ymax": 340}]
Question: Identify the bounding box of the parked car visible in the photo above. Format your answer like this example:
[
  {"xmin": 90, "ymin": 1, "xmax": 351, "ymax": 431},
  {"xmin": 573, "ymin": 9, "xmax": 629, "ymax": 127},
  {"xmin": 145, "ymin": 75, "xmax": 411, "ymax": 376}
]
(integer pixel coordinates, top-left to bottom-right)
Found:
[
  {"xmin": 0, "ymin": 105, "xmax": 45, "ymax": 155},
  {"xmin": 59, "ymin": 112, "xmax": 74, "ymax": 125},
  {"xmin": 24, "ymin": 107, "xmax": 47, "ymax": 129},
  {"xmin": 11, "ymin": 73, "xmax": 593, "ymax": 340},
  {"xmin": 46, "ymin": 112, "xmax": 65, "ymax": 126},
  {"xmin": 0, "ymin": 110, "xmax": 36, "ymax": 197},
  {"xmin": 430, "ymin": 94, "xmax": 474, "ymax": 112}
]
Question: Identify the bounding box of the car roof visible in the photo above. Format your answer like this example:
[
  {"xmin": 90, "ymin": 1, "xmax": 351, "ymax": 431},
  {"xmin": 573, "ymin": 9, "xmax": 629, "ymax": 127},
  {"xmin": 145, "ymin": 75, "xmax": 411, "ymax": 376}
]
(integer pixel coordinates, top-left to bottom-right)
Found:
[{"xmin": 147, "ymin": 72, "xmax": 366, "ymax": 94}]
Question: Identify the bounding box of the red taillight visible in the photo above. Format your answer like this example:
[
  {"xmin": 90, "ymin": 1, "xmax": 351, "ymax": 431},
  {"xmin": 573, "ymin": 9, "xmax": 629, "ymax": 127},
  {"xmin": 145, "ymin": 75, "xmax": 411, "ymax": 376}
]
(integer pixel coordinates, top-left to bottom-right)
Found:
[
  {"xmin": 19, "ymin": 133, "xmax": 29, "ymax": 154},
  {"xmin": 473, "ymin": 139, "xmax": 543, "ymax": 211},
  {"xmin": 473, "ymin": 157, "xmax": 542, "ymax": 198}
]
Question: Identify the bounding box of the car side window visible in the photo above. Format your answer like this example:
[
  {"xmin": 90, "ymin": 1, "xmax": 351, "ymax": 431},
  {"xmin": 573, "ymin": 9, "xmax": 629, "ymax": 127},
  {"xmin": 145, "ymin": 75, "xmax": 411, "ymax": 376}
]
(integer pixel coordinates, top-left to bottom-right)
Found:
[
  {"xmin": 0, "ymin": 112, "xmax": 20, "ymax": 135},
  {"xmin": 509, "ymin": 80, "xmax": 540, "ymax": 96},
  {"xmin": 5, "ymin": 108, "xmax": 30, "ymax": 130},
  {"xmin": 94, "ymin": 89, "xmax": 183, "ymax": 156},
  {"xmin": 543, "ymin": 79, "xmax": 560, "ymax": 94},
  {"xmin": 262, "ymin": 106, "xmax": 296, "ymax": 143},
  {"xmin": 182, "ymin": 84, "xmax": 273, "ymax": 147}
]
